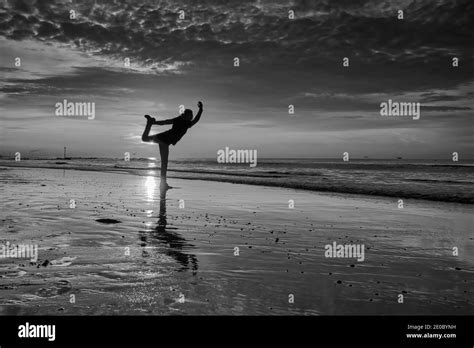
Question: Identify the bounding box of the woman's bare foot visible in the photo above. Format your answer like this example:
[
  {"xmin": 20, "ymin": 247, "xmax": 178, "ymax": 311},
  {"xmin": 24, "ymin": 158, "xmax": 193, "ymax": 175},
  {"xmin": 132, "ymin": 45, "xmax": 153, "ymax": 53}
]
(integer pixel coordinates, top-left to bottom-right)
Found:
[
  {"xmin": 144, "ymin": 115, "xmax": 156, "ymax": 123},
  {"xmin": 160, "ymin": 181, "xmax": 171, "ymax": 191}
]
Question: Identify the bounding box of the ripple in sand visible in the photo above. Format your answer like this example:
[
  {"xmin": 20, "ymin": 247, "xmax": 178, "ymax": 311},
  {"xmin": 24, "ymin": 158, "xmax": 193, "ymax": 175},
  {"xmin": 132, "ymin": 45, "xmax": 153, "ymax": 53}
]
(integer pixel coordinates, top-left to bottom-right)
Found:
[
  {"xmin": 35, "ymin": 281, "xmax": 72, "ymax": 297},
  {"xmin": 0, "ymin": 269, "xmax": 27, "ymax": 278},
  {"xmin": 50, "ymin": 256, "xmax": 77, "ymax": 267}
]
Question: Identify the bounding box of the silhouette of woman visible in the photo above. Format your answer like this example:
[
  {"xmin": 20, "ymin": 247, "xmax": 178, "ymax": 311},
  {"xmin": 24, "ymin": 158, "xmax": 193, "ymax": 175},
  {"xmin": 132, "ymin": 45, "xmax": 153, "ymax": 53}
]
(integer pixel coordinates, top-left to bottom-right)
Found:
[{"xmin": 141, "ymin": 101, "xmax": 203, "ymax": 189}]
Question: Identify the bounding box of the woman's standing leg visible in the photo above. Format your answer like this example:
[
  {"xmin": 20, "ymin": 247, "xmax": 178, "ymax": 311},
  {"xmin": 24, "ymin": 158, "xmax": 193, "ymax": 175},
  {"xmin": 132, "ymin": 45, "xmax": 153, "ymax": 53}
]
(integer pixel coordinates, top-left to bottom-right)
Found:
[{"xmin": 159, "ymin": 143, "xmax": 169, "ymax": 185}]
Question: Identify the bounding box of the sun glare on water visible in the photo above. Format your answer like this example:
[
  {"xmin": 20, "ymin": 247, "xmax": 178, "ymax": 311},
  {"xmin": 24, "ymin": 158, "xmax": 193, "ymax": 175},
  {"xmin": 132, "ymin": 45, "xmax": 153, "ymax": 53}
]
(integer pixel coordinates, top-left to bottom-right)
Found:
[{"xmin": 145, "ymin": 171, "xmax": 157, "ymax": 202}]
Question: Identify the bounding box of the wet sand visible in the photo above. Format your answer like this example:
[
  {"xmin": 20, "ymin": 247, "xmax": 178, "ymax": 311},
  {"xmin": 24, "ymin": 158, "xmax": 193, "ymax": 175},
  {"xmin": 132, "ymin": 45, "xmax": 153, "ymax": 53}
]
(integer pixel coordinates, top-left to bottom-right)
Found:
[{"xmin": 0, "ymin": 166, "xmax": 472, "ymax": 315}]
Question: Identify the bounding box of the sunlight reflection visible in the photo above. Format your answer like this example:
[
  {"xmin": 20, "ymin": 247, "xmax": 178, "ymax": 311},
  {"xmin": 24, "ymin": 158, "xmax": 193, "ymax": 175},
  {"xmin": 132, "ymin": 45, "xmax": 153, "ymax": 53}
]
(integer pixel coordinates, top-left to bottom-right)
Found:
[
  {"xmin": 145, "ymin": 171, "xmax": 156, "ymax": 202},
  {"xmin": 148, "ymin": 158, "xmax": 157, "ymax": 168}
]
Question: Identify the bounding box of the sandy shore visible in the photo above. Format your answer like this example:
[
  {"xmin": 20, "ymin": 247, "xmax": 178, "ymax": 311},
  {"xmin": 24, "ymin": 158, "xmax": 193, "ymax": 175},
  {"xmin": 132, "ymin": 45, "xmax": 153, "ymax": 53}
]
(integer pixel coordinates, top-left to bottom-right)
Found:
[{"xmin": 0, "ymin": 166, "xmax": 472, "ymax": 315}]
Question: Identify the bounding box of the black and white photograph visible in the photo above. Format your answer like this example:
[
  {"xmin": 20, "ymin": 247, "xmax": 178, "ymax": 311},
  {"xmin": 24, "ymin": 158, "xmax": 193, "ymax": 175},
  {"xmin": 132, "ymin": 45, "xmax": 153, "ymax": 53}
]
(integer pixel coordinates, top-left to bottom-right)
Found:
[{"xmin": 0, "ymin": 0, "xmax": 473, "ymax": 345}]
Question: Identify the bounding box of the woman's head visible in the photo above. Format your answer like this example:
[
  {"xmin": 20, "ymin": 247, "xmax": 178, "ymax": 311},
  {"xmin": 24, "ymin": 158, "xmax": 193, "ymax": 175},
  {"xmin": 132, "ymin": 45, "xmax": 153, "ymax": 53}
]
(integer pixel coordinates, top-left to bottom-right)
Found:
[{"xmin": 182, "ymin": 109, "xmax": 193, "ymax": 121}]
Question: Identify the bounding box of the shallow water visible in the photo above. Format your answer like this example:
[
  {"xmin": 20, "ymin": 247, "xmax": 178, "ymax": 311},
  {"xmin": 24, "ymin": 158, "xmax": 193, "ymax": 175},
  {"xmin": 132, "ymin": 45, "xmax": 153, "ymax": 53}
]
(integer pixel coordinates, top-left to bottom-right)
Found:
[{"xmin": 1, "ymin": 158, "xmax": 473, "ymax": 203}]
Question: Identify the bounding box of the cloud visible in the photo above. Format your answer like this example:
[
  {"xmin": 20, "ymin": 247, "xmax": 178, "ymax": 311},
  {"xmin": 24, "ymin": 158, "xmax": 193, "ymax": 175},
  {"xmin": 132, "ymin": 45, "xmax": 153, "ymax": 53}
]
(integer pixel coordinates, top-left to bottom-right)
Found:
[
  {"xmin": 1, "ymin": 0, "xmax": 472, "ymax": 79},
  {"xmin": 1, "ymin": 0, "xmax": 473, "ymax": 100}
]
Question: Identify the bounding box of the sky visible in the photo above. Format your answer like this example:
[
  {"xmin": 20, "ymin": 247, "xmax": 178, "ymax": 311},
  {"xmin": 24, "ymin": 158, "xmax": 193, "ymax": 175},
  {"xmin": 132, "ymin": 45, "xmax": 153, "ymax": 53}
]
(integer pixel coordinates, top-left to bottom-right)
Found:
[{"xmin": 0, "ymin": 0, "xmax": 473, "ymax": 159}]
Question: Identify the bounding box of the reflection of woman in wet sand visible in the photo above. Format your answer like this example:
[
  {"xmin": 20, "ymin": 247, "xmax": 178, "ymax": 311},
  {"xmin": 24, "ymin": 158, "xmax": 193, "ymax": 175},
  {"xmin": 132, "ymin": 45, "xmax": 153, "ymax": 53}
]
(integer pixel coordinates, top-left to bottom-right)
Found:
[
  {"xmin": 139, "ymin": 188, "xmax": 198, "ymax": 274},
  {"xmin": 156, "ymin": 189, "xmax": 198, "ymax": 273},
  {"xmin": 141, "ymin": 101, "xmax": 203, "ymax": 190}
]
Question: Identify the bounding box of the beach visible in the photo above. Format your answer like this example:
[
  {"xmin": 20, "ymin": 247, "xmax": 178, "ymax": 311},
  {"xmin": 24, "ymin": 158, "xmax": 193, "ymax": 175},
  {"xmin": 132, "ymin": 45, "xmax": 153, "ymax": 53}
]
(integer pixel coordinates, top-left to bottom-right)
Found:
[{"xmin": 0, "ymin": 165, "xmax": 472, "ymax": 315}]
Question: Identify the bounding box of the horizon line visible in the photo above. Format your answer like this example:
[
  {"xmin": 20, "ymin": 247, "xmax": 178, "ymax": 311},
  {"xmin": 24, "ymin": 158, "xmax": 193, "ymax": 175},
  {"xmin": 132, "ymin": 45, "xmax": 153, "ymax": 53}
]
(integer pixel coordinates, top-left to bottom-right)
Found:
[{"xmin": 1, "ymin": 156, "xmax": 473, "ymax": 161}]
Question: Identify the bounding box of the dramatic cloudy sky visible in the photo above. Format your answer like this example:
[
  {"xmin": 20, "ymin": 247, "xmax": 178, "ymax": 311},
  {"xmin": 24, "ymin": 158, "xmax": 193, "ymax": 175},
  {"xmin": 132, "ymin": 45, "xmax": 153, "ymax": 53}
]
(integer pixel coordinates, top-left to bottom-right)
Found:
[{"xmin": 0, "ymin": 0, "xmax": 472, "ymax": 159}]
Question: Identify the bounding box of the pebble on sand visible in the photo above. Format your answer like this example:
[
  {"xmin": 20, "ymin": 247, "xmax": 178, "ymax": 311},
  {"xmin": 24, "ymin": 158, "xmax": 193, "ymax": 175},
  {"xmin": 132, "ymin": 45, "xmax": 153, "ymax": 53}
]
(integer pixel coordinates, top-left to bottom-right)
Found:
[
  {"xmin": 96, "ymin": 218, "xmax": 122, "ymax": 224},
  {"xmin": 38, "ymin": 260, "xmax": 50, "ymax": 268}
]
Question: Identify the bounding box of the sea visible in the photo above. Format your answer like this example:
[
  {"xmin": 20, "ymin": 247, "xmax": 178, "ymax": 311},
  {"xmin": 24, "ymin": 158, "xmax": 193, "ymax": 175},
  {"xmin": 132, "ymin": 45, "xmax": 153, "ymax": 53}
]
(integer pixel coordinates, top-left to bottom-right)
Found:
[{"xmin": 1, "ymin": 157, "xmax": 473, "ymax": 204}]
